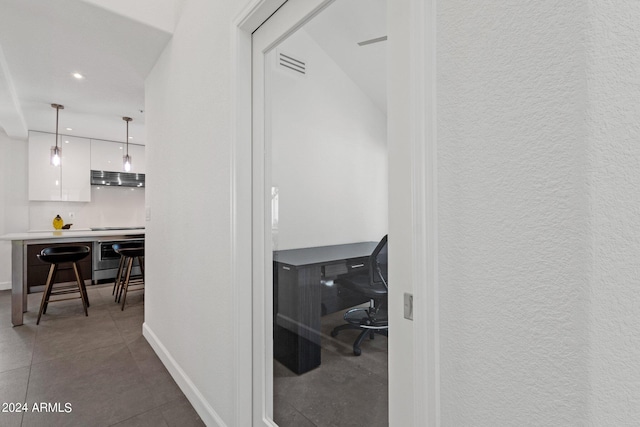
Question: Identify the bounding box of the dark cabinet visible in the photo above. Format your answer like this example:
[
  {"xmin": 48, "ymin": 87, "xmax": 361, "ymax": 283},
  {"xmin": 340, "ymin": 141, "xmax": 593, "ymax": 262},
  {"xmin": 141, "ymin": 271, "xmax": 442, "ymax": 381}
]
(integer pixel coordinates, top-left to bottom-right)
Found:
[{"xmin": 27, "ymin": 242, "xmax": 92, "ymax": 293}]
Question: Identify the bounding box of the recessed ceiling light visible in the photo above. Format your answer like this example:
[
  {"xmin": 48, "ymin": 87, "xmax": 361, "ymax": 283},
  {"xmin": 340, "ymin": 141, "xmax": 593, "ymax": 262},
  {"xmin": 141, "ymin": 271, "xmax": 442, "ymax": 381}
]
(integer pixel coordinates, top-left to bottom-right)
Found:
[
  {"xmin": 72, "ymin": 72, "xmax": 84, "ymax": 79},
  {"xmin": 64, "ymin": 140, "xmax": 69, "ymax": 144},
  {"xmin": 128, "ymin": 136, "xmax": 133, "ymax": 139},
  {"xmin": 66, "ymin": 128, "xmax": 72, "ymax": 131}
]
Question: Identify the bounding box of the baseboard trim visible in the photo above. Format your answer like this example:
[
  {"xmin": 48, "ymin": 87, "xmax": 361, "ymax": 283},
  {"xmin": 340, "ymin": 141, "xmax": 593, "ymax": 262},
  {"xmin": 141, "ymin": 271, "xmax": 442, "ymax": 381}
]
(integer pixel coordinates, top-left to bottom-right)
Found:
[
  {"xmin": 143, "ymin": 322, "xmax": 227, "ymax": 427},
  {"xmin": 0, "ymin": 281, "xmax": 10, "ymax": 291}
]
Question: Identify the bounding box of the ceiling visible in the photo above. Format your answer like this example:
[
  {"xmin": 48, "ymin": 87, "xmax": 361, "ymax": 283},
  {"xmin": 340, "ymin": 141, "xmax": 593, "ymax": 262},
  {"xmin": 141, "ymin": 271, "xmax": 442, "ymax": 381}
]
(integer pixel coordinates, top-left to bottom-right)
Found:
[
  {"xmin": 0, "ymin": 0, "xmax": 385, "ymax": 146},
  {"xmin": 304, "ymin": 0, "xmax": 386, "ymax": 114},
  {"xmin": 0, "ymin": 0, "xmax": 175, "ymax": 144}
]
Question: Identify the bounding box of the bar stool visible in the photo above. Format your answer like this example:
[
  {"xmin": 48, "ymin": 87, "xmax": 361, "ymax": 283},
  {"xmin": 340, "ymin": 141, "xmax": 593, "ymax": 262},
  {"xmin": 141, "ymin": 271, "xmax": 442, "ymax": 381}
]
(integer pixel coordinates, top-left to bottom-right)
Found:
[
  {"xmin": 36, "ymin": 245, "xmax": 91, "ymax": 325},
  {"xmin": 114, "ymin": 245, "xmax": 145, "ymax": 310},
  {"xmin": 111, "ymin": 242, "xmax": 145, "ymax": 297}
]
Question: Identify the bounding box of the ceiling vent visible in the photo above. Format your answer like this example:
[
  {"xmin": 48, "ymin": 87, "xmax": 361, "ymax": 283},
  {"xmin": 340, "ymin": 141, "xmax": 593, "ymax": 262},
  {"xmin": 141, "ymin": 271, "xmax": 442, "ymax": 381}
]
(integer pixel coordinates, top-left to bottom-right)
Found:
[{"xmin": 278, "ymin": 51, "xmax": 306, "ymax": 75}]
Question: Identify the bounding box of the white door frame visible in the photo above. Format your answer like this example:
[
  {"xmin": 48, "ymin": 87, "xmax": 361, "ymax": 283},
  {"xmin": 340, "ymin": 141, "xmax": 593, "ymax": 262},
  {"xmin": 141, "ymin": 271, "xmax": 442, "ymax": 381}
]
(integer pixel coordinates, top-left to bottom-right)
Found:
[{"xmin": 232, "ymin": 0, "xmax": 439, "ymax": 425}]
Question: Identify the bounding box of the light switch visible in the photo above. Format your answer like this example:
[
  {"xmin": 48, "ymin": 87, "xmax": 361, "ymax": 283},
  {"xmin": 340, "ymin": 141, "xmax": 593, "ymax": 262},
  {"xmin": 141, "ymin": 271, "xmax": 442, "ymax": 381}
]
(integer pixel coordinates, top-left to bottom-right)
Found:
[{"xmin": 404, "ymin": 293, "xmax": 413, "ymax": 320}]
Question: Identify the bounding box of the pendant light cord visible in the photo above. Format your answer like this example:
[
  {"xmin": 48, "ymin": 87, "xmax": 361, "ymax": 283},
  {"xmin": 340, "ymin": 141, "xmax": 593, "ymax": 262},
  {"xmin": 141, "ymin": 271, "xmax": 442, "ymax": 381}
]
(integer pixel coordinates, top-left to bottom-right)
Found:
[
  {"xmin": 52, "ymin": 103, "xmax": 63, "ymax": 148},
  {"xmin": 55, "ymin": 106, "xmax": 59, "ymax": 148},
  {"xmin": 123, "ymin": 116, "xmax": 132, "ymax": 156}
]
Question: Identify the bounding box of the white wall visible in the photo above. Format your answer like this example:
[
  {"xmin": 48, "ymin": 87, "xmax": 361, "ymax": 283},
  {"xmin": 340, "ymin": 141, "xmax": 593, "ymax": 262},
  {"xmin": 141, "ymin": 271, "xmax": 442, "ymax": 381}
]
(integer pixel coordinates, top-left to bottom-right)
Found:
[
  {"xmin": 586, "ymin": 1, "xmax": 640, "ymax": 424},
  {"xmin": 143, "ymin": 0, "xmax": 239, "ymax": 424},
  {"xmin": 438, "ymin": 1, "xmax": 590, "ymax": 424},
  {"xmin": 27, "ymin": 187, "xmax": 145, "ymax": 231},
  {"xmin": 271, "ymin": 29, "xmax": 387, "ymax": 250},
  {"xmin": 0, "ymin": 129, "xmax": 28, "ymax": 289},
  {"xmin": 436, "ymin": 1, "xmax": 640, "ymax": 426}
]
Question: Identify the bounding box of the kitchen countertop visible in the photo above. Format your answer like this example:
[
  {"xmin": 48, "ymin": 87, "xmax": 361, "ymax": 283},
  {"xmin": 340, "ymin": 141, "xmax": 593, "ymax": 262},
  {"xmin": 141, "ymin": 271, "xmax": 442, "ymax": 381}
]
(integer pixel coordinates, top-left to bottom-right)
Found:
[{"xmin": 0, "ymin": 228, "xmax": 145, "ymax": 242}]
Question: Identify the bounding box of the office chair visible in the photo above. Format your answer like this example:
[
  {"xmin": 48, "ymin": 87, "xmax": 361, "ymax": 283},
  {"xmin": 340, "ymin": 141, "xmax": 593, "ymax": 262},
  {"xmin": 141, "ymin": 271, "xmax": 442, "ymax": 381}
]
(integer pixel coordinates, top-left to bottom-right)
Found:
[{"xmin": 331, "ymin": 235, "xmax": 388, "ymax": 356}]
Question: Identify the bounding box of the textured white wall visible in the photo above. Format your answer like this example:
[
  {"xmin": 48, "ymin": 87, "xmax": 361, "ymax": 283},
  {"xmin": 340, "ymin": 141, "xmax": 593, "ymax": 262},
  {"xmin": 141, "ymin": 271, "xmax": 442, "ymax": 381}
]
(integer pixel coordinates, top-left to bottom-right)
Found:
[
  {"xmin": 438, "ymin": 1, "xmax": 590, "ymax": 425},
  {"xmin": 586, "ymin": 1, "xmax": 640, "ymax": 424}
]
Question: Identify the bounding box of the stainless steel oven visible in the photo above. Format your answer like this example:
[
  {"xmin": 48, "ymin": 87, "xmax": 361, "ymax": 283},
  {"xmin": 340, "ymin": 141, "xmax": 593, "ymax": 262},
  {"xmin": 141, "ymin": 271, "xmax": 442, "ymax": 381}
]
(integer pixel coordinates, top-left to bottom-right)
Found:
[{"xmin": 92, "ymin": 239, "xmax": 144, "ymax": 282}]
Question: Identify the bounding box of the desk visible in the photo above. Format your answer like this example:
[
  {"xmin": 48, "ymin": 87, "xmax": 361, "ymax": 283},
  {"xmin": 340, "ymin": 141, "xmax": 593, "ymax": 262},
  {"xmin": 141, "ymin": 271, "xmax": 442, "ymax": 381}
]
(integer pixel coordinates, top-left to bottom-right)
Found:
[
  {"xmin": 273, "ymin": 241, "xmax": 377, "ymax": 374},
  {"xmin": 1, "ymin": 229, "xmax": 145, "ymax": 326}
]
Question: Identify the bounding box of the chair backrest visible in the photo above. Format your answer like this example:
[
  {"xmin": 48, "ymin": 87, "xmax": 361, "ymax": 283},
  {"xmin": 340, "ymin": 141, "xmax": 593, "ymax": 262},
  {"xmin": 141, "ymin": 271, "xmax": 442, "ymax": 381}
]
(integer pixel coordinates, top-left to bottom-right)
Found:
[{"xmin": 369, "ymin": 235, "xmax": 388, "ymax": 289}]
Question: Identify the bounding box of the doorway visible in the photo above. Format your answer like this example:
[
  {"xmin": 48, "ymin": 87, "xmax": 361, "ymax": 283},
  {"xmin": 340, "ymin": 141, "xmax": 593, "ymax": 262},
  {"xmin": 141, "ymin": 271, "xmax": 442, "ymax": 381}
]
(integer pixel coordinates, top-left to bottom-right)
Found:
[
  {"xmin": 253, "ymin": 0, "xmax": 388, "ymax": 425},
  {"xmin": 235, "ymin": 0, "xmax": 438, "ymax": 425}
]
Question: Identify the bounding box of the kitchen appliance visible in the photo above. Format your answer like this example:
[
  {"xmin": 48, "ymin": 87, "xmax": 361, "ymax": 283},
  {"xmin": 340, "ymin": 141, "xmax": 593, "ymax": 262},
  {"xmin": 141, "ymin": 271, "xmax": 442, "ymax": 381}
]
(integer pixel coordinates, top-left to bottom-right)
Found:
[
  {"xmin": 91, "ymin": 170, "xmax": 145, "ymax": 188},
  {"xmin": 92, "ymin": 237, "xmax": 144, "ymax": 282}
]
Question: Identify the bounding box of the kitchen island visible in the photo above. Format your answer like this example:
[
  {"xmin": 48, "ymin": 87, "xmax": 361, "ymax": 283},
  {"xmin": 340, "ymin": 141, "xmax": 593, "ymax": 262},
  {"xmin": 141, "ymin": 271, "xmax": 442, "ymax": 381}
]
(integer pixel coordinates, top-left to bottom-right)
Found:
[{"xmin": 1, "ymin": 229, "xmax": 145, "ymax": 326}]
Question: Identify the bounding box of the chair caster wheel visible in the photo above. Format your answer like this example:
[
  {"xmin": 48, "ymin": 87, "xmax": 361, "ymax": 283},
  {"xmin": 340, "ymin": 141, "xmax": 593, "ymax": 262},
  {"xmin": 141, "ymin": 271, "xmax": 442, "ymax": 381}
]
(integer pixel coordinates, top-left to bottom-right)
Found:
[
  {"xmin": 331, "ymin": 330, "xmax": 338, "ymax": 337},
  {"xmin": 353, "ymin": 347, "xmax": 361, "ymax": 356}
]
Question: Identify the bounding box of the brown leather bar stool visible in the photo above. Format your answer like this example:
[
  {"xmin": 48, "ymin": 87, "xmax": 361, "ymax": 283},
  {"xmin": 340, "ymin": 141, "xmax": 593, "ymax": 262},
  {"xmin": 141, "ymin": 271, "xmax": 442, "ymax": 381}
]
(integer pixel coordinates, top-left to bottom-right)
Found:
[
  {"xmin": 114, "ymin": 245, "xmax": 145, "ymax": 310},
  {"xmin": 36, "ymin": 245, "xmax": 91, "ymax": 325}
]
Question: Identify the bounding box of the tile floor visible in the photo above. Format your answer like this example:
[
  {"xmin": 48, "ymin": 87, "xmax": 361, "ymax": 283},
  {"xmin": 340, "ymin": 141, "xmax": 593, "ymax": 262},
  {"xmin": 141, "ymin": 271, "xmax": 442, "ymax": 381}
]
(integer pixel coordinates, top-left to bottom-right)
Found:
[
  {"xmin": 1, "ymin": 284, "xmax": 388, "ymax": 427},
  {"xmin": 273, "ymin": 307, "xmax": 389, "ymax": 427},
  {"xmin": 0, "ymin": 283, "xmax": 204, "ymax": 427}
]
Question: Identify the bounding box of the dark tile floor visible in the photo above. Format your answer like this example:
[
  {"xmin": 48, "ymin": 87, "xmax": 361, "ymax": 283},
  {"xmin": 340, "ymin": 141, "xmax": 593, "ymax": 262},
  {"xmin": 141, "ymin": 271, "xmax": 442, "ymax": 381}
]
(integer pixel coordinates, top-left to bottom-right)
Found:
[
  {"xmin": 274, "ymin": 307, "xmax": 389, "ymax": 427},
  {"xmin": 0, "ymin": 283, "xmax": 204, "ymax": 427}
]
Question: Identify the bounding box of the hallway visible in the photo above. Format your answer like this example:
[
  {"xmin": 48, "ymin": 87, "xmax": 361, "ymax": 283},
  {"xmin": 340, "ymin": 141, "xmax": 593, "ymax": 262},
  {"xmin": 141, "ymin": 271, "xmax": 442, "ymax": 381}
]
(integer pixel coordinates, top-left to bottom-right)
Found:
[{"xmin": 0, "ymin": 284, "xmax": 203, "ymax": 427}]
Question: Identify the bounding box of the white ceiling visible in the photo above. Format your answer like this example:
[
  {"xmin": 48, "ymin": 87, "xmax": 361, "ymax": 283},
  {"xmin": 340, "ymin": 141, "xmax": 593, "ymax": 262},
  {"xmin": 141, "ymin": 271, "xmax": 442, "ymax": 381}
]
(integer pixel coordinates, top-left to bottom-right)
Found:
[
  {"xmin": 0, "ymin": 0, "xmax": 175, "ymax": 144},
  {"xmin": 0, "ymin": 0, "xmax": 385, "ymax": 146}
]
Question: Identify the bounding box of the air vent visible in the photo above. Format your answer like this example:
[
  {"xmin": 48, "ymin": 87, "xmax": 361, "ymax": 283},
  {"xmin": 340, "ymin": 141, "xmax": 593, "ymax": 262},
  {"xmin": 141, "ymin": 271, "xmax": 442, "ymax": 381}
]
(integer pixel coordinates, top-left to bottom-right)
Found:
[
  {"xmin": 91, "ymin": 170, "xmax": 145, "ymax": 188},
  {"xmin": 278, "ymin": 52, "xmax": 306, "ymax": 75}
]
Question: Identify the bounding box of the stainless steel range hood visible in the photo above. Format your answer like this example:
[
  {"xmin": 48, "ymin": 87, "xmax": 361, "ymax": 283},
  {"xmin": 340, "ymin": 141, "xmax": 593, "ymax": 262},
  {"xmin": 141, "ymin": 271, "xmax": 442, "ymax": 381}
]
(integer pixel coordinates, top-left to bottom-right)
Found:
[{"xmin": 91, "ymin": 170, "xmax": 145, "ymax": 188}]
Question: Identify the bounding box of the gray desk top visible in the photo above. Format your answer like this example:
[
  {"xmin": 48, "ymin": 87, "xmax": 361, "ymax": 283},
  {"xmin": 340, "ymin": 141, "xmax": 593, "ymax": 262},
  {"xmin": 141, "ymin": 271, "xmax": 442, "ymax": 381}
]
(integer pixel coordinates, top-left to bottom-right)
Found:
[{"xmin": 273, "ymin": 241, "xmax": 377, "ymax": 267}]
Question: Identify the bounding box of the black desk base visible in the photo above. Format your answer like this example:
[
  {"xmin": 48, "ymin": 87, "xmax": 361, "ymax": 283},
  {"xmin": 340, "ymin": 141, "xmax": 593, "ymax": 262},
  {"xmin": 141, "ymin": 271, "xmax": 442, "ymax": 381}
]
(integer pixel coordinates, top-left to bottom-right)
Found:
[
  {"xmin": 273, "ymin": 242, "xmax": 377, "ymax": 375},
  {"xmin": 273, "ymin": 324, "xmax": 321, "ymax": 374}
]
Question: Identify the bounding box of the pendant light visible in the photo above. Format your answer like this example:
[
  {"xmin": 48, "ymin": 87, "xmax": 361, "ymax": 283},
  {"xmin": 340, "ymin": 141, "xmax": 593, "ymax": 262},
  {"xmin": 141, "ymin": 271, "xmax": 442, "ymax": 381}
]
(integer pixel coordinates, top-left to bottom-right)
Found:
[
  {"xmin": 50, "ymin": 104, "xmax": 64, "ymax": 166},
  {"xmin": 123, "ymin": 116, "xmax": 132, "ymax": 172}
]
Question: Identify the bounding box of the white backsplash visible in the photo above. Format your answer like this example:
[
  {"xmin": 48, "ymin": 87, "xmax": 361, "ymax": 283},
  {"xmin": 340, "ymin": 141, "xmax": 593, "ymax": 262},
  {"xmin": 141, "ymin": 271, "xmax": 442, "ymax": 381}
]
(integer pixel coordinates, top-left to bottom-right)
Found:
[{"xmin": 29, "ymin": 186, "xmax": 145, "ymax": 231}]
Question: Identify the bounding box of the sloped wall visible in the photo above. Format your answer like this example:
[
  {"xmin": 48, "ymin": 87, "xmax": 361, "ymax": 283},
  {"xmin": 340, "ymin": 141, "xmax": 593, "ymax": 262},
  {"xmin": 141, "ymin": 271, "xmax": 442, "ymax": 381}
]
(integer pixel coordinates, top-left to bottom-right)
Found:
[{"xmin": 271, "ymin": 29, "xmax": 387, "ymax": 250}]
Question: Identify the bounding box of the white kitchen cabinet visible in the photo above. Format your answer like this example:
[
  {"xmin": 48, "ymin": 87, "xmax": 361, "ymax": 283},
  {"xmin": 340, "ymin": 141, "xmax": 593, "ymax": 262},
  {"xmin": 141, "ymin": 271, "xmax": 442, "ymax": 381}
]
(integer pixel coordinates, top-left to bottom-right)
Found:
[
  {"xmin": 60, "ymin": 136, "xmax": 91, "ymax": 201},
  {"xmin": 28, "ymin": 131, "xmax": 62, "ymax": 201},
  {"xmin": 28, "ymin": 131, "xmax": 91, "ymax": 201},
  {"xmin": 91, "ymin": 139, "xmax": 145, "ymax": 174},
  {"xmin": 127, "ymin": 143, "xmax": 145, "ymax": 174}
]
